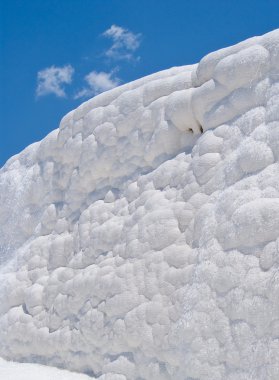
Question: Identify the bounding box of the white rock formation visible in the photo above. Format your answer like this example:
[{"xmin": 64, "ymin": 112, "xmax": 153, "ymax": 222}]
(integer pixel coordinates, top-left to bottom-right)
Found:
[
  {"xmin": 1, "ymin": 29, "xmax": 279, "ymax": 380},
  {"xmin": 0, "ymin": 357, "xmax": 92, "ymax": 380}
]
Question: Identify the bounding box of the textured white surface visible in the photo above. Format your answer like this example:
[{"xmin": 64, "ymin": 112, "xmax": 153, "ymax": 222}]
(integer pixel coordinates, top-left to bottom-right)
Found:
[{"xmin": 1, "ymin": 29, "xmax": 279, "ymax": 380}]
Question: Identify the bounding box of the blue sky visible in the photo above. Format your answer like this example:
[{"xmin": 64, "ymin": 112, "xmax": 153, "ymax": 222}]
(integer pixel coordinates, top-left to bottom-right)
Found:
[{"xmin": 1, "ymin": 0, "xmax": 279, "ymax": 166}]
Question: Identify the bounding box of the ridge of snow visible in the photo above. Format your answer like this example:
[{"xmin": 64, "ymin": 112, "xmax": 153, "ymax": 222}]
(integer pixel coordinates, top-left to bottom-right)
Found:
[{"xmin": 1, "ymin": 29, "xmax": 279, "ymax": 380}]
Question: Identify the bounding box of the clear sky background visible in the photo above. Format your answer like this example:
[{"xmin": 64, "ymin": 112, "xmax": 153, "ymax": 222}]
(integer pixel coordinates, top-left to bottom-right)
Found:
[{"xmin": 1, "ymin": 0, "xmax": 279, "ymax": 166}]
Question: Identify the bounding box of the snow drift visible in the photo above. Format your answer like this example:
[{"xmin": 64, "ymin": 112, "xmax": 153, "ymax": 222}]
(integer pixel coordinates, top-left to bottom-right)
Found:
[{"xmin": 1, "ymin": 29, "xmax": 279, "ymax": 380}]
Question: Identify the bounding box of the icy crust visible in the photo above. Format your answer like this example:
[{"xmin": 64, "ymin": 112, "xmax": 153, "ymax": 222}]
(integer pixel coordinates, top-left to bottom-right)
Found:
[{"xmin": 1, "ymin": 29, "xmax": 279, "ymax": 380}]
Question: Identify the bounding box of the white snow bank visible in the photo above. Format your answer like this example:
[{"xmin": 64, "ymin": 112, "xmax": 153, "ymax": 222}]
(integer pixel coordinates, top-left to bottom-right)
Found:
[{"xmin": 1, "ymin": 29, "xmax": 279, "ymax": 380}]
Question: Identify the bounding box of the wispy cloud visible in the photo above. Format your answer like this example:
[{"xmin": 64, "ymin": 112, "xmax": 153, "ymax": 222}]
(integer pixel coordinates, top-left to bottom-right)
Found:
[
  {"xmin": 102, "ymin": 25, "xmax": 141, "ymax": 61},
  {"xmin": 36, "ymin": 65, "xmax": 74, "ymax": 98},
  {"xmin": 74, "ymin": 70, "xmax": 121, "ymax": 99},
  {"xmin": 36, "ymin": 26, "xmax": 142, "ymax": 99}
]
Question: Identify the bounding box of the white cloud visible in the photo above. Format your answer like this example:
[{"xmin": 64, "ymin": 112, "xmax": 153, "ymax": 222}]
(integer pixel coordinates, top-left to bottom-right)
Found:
[
  {"xmin": 103, "ymin": 25, "xmax": 141, "ymax": 60},
  {"xmin": 36, "ymin": 65, "xmax": 74, "ymax": 98},
  {"xmin": 75, "ymin": 70, "xmax": 121, "ymax": 99}
]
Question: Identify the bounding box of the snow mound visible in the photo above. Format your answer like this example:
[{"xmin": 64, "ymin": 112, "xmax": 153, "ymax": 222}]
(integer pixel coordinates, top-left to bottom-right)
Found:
[{"xmin": 1, "ymin": 29, "xmax": 279, "ymax": 380}]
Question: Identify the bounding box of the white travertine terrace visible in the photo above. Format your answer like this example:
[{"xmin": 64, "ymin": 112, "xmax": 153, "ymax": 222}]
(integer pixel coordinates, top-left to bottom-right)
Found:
[
  {"xmin": 0, "ymin": 357, "xmax": 92, "ymax": 380},
  {"xmin": 1, "ymin": 29, "xmax": 279, "ymax": 380}
]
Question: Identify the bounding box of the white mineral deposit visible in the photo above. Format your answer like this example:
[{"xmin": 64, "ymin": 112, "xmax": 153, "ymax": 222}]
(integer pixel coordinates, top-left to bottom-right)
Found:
[{"xmin": 1, "ymin": 29, "xmax": 279, "ymax": 380}]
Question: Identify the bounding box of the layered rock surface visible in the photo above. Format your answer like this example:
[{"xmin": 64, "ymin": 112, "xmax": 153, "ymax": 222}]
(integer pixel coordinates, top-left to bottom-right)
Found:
[{"xmin": 1, "ymin": 29, "xmax": 279, "ymax": 380}]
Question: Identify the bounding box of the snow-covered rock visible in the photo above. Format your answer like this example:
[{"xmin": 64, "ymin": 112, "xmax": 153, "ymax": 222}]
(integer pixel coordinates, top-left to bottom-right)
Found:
[{"xmin": 1, "ymin": 29, "xmax": 279, "ymax": 380}]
